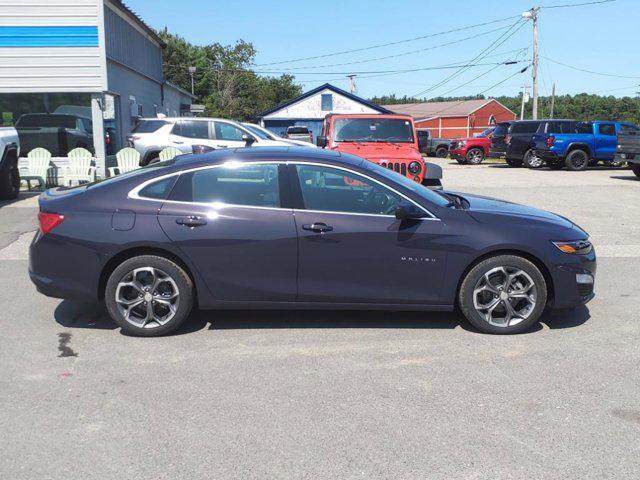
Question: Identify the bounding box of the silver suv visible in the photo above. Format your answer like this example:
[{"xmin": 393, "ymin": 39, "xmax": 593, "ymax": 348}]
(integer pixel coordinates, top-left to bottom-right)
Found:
[{"xmin": 128, "ymin": 117, "xmax": 300, "ymax": 165}]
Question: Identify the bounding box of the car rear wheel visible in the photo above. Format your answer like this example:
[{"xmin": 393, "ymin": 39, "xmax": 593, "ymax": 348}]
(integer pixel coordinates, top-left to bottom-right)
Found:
[
  {"xmin": 105, "ymin": 255, "xmax": 194, "ymax": 336},
  {"xmin": 458, "ymin": 255, "xmax": 547, "ymax": 334},
  {"xmin": 632, "ymin": 164, "xmax": 640, "ymax": 178},
  {"xmin": 505, "ymin": 158, "xmax": 522, "ymax": 167},
  {"xmin": 565, "ymin": 149, "xmax": 589, "ymax": 171},
  {"xmin": 466, "ymin": 148, "xmax": 485, "ymax": 165},
  {"xmin": 0, "ymin": 160, "xmax": 20, "ymax": 200},
  {"xmin": 523, "ymin": 149, "xmax": 543, "ymax": 168},
  {"xmin": 435, "ymin": 146, "xmax": 448, "ymax": 158}
]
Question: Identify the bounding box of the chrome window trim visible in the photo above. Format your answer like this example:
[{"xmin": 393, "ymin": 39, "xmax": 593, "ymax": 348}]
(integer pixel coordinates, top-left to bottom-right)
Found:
[{"xmin": 127, "ymin": 160, "xmax": 440, "ymax": 220}]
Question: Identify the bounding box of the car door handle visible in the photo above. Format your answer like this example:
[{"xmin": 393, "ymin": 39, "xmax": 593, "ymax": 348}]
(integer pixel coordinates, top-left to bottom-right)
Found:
[
  {"xmin": 172, "ymin": 140, "xmax": 184, "ymax": 145},
  {"xmin": 176, "ymin": 216, "xmax": 207, "ymax": 227},
  {"xmin": 302, "ymin": 222, "xmax": 333, "ymax": 233}
]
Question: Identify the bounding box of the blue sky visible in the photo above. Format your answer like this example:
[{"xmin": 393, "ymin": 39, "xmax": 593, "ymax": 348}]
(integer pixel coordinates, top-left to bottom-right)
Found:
[{"xmin": 127, "ymin": 0, "xmax": 639, "ymax": 100}]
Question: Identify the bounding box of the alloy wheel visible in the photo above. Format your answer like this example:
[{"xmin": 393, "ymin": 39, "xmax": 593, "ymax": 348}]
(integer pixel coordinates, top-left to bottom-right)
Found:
[
  {"xmin": 115, "ymin": 267, "xmax": 180, "ymax": 329},
  {"xmin": 472, "ymin": 266, "xmax": 537, "ymax": 327},
  {"xmin": 467, "ymin": 149, "xmax": 484, "ymax": 164}
]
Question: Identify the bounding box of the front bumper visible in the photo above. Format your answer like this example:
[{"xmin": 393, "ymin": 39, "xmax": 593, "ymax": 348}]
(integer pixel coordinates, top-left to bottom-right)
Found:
[
  {"xmin": 449, "ymin": 149, "xmax": 467, "ymax": 159},
  {"xmin": 549, "ymin": 247, "xmax": 597, "ymax": 309},
  {"xmin": 615, "ymin": 152, "xmax": 640, "ymax": 164}
]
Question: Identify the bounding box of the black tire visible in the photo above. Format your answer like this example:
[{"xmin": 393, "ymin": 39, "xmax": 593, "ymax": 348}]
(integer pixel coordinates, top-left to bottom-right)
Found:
[
  {"xmin": 435, "ymin": 146, "xmax": 448, "ymax": 158},
  {"xmin": 632, "ymin": 164, "xmax": 640, "ymax": 179},
  {"xmin": 466, "ymin": 148, "xmax": 485, "ymax": 165},
  {"xmin": 458, "ymin": 254, "xmax": 547, "ymax": 335},
  {"xmin": 0, "ymin": 157, "xmax": 20, "ymax": 200},
  {"xmin": 455, "ymin": 157, "xmax": 467, "ymax": 165},
  {"xmin": 565, "ymin": 149, "xmax": 589, "ymax": 171},
  {"xmin": 547, "ymin": 159, "xmax": 564, "ymax": 170},
  {"xmin": 105, "ymin": 255, "xmax": 194, "ymax": 336},
  {"xmin": 523, "ymin": 149, "xmax": 543, "ymax": 169},
  {"xmin": 506, "ymin": 158, "xmax": 523, "ymax": 167}
]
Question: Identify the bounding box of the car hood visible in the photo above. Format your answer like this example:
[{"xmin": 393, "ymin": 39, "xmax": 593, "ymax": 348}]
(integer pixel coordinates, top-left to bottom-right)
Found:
[
  {"xmin": 456, "ymin": 192, "xmax": 575, "ymax": 229},
  {"xmin": 332, "ymin": 142, "xmax": 422, "ymax": 161}
]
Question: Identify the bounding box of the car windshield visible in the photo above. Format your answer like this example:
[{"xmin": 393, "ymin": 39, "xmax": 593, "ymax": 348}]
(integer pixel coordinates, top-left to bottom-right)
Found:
[
  {"xmin": 243, "ymin": 124, "xmax": 272, "ymax": 140},
  {"xmin": 363, "ymin": 161, "xmax": 450, "ymax": 208},
  {"xmin": 287, "ymin": 127, "xmax": 309, "ymax": 134},
  {"xmin": 619, "ymin": 124, "xmax": 639, "ymax": 134},
  {"xmin": 476, "ymin": 128, "xmax": 494, "ymax": 137},
  {"xmin": 333, "ymin": 118, "xmax": 415, "ymax": 143},
  {"xmin": 16, "ymin": 114, "xmax": 77, "ymax": 128}
]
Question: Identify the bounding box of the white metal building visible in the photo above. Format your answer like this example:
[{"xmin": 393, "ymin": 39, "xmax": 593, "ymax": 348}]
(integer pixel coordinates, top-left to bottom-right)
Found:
[
  {"xmin": 257, "ymin": 83, "xmax": 391, "ymax": 140},
  {"xmin": 0, "ymin": 0, "xmax": 195, "ymax": 177}
]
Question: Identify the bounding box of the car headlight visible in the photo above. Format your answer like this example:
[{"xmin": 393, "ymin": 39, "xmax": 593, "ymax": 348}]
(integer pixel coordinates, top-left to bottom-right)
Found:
[
  {"xmin": 408, "ymin": 161, "xmax": 422, "ymax": 174},
  {"xmin": 552, "ymin": 240, "xmax": 592, "ymax": 254}
]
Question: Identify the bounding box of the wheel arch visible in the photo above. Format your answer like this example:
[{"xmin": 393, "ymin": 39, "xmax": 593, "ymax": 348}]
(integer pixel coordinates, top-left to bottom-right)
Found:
[
  {"xmin": 454, "ymin": 248, "xmax": 555, "ymax": 307},
  {"xmin": 98, "ymin": 246, "xmax": 199, "ymax": 305},
  {"xmin": 565, "ymin": 142, "xmax": 591, "ymax": 157}
]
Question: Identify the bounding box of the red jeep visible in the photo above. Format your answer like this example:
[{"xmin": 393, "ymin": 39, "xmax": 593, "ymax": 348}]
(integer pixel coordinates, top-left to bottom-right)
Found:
[
  {"xmin": 448, "ymin": 127, "xmax": 495, "ymax": 165},
  {"xmin": 317, "ymin": 114, "xmax": 442, "ymax": 188}
]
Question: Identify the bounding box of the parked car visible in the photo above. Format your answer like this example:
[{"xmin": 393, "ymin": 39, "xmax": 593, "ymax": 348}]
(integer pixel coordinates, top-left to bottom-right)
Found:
[
  {"xmin": 317, "ymin": 114, "xmax": 442, "ymax": 188},
  {"xmin": 501, "ymin": 119, "xmax": 576, "ymax": 167},
  {"xmin": 0, "ymin": 127, "xmax": 20, "ymax": 199},
  {"xmin": 127, "ymin": 117, "xmax": 301, "ymax": 165},
  {"xmin": 29, "ymin": 147, "xmax": 596, "ymax": 337},
  {"xmin": 242, "ymin": 123, "xmax": 316, "ymax": 148},
  {"xmin": 489, "ymin": 121, "xmax": 513, "ymax": 159},
  {"xmin": 15, "ymin": 113, "xmax": 95, "ymax": 157},
  {"xmin": 532, "ymin": 120, "xmax": 638, "ymax": 171},
  {"xmin": 416, "ymin": 129, "xmax": 451, "ymax": 158},
  {"xmin": 614, "ymin": 123, "xmax": 640, "ymax": 178},
  {"xmin": 449, "ymin": 127, "xmax": 494, "ymax": 165},
  {"xmin": 284, "ymin": 126, "xmax": 313, "ymax": 143}
]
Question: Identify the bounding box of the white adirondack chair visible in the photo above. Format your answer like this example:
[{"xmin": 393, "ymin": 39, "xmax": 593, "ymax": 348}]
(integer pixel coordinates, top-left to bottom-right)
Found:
[
  {"xmin": 63, "ymin": 148, "xmax": 96, "ymax": 186},
  {"xmin": 108, "ymin": 148, "xmax": 140, "ymax": 177},
  {"xmin": 158, "ymin": 146, "xmax": 182, "ymax": 161},
  {"xmin": 20, "ymin": 148, "xmax": 52, "ymax": 191}
]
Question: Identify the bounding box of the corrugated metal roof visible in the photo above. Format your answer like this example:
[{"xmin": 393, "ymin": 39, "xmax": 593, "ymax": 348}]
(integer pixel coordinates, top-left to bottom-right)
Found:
[{"xmin": 383, "ymin": 99, "xmax": 495, "ymax": 119}]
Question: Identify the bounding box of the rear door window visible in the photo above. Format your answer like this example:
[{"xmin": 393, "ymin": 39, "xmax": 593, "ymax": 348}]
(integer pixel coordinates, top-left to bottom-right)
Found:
[
  {"xmin": 133, "ymin": 120, "xmax": 168, "ymax": 133},
  {"xmin": 173, "ymin": 121, "xmax": 210, "ymax": 139},
  {"xmin": 598, "ymin": 123, "xmax": 616, "ymax": 136},
  {"xmin": 170, "ymin": 164, "xmax": 280, "ymax": 208},
  {"xmin": 511, "ymin": 122, "xmax": 540, "ymax": 134},
  {"xmin": 547, "ymin": 121, "xmax": 575, "ymax": 134}
]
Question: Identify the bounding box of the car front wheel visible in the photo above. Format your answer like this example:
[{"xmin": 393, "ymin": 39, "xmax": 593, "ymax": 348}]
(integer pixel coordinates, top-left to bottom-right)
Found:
[
  {"xmin": 466, "ymin": 148, "xmax": 485, "ymax": 165},
  {"xmin": 458, "ymin": 255, "xmax": 547, "ymax": 334},
  {"xmin": 105, "ymin": 255, "xmax": 194, "ymax": 336},
  {"xmin": 632, "ymin": 164, "xmax": 640, "ymax": 178}
]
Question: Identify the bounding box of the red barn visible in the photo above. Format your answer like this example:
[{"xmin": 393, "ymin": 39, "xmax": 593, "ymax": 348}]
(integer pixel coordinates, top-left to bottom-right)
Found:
[{"xmin": 383, "ymin": 99, "xmax": 516, "ymax": 139}]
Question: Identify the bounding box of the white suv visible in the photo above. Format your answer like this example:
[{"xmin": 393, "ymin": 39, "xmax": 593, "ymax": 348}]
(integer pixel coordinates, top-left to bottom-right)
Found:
[{"xmin": 128, "ymin": 117, "xmax": 300, "ymax": 165}]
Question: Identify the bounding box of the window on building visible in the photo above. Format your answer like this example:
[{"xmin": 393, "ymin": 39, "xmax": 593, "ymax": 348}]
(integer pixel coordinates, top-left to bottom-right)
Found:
[
  {"xmin": 170, "ymin": 164, "xmax": 280, "ymax": 208},
  {"xmin": 321, "ymin": 94, "xmax": 333, "ymax": 111},
  {"xmin": 295, "ymin": 164, "xmax": 402, "ymax": 216}
]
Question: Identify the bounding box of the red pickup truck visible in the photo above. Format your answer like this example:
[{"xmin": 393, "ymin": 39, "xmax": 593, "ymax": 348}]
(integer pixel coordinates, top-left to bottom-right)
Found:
[
  {"xmin": 448, "ymin": 127, "xmax": 494, "ymax": 165},
  {"xmin": 316, "ymin": 113, "xmax": 442, "ymax": 188}
]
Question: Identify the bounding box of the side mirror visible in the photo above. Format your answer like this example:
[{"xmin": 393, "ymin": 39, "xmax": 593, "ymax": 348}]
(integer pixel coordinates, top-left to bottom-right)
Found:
[
  {"xmin": 395, "ymin": 202, "xmax": 427, "ymax": 220},
  {"xmin": 316, "ymin": 135, "xmax": 328, "ymax": 148},
  {"xmin": 242, "ymin": 134, "xmax": 256, "ymax": 147}
]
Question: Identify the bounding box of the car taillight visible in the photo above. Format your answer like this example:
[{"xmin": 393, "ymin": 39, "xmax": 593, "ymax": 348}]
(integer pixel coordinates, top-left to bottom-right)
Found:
[
  {"xmin": 546, "ymin": 135, "xmax": 555, "ymax": 147},
  {"xmin": 105, "ymin": 131, "xmax": 111, "ymax": 145},
  {"xmin": 505, "ymin": 134, "xmax": 512, "ymax": 145},
  {"xmin": 38, "ymin": 212, "xmax": 64, "ymax": 235}
]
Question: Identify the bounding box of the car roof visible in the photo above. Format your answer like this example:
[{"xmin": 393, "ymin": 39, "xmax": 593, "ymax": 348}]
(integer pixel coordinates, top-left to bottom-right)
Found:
[
  {"xmin": 170, "ymin": 146, "xmax": 361, "ymax": 170},
  {"xmin": 137, "ymin": 117, "xmax": 240, "ymax": 123}
]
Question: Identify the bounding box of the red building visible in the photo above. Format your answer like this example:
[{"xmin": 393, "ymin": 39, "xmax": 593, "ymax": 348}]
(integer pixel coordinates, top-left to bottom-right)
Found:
[{"xmin": 383, "ymin": 99, "xmax": 516, "ymax": 139}]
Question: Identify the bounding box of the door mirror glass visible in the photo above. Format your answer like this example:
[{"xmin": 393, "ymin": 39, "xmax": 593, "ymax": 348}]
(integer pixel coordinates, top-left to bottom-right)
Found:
[
  {"xmin": 316, "ymin": 135, "xmax": 327, "ymax": 148},
  {"xmin": 395, "ymin": 201, "xmax": 427, "ymax": 220}
]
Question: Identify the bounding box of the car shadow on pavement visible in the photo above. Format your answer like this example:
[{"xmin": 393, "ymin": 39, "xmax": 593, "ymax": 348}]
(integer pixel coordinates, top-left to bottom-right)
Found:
[
  {"xmin": 0, "ymin": 191, "xmax": 40, "ymax": 209},
  {"xmin": 610, "ymin": 175, "xmax": 639, "ymax": 182},
  {"xmin": 54, "ymin": 300, "xmax": 591, "ymax": 336}
]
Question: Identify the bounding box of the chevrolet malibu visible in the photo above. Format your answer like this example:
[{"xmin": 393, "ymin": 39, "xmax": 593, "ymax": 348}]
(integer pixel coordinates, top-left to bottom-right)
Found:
[{"xmin": 29, "ymin": 147, "xmax": 596, "ymax": 336}]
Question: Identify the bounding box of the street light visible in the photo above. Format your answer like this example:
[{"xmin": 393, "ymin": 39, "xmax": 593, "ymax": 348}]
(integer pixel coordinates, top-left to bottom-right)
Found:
[{"xmin": 188, "ymin": 66, "xmax": 196, "ymax": 96}]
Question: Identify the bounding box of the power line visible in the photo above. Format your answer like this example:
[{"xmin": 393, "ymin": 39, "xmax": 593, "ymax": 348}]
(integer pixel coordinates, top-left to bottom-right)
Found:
[
  {"xmin": 254, "ymin": 15, "xmax": 521, "ymax": 67},
  {"xmin": 543, "ymin": 56, "xmax": 640, "ymax": 79},
  {"xmin": 540, "ymin": 0, "xmax": 615, "ymax": 9}
]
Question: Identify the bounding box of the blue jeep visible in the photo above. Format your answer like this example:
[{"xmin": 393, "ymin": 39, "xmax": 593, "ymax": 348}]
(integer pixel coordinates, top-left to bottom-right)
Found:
[{"xmin": 531, "ymin": 120, "xmax": 638, "ymax": 171}]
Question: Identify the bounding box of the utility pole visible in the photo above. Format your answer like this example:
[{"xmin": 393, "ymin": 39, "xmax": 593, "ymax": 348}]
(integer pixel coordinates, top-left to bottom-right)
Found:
[
  {"xmin": 188, "ymin": 66, "xmax": 197, "ymax": 96},
  {"xmin": 347, "ymin": 74, "xmax": 357, "ymax": 94},
  {"xmin": 520, "ymin": 85, "xmax": 529, "ymax": 120},
  {"xmin": 522, "ymin": 7, "xmax": 539, "ymax": 119},
  {"xmin": 549, "ymin": 82, "xmax": 556, "ymax": 119}
]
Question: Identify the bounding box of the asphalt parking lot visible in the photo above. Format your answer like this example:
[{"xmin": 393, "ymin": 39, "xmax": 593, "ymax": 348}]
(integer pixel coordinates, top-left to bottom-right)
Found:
[{"xmin": 1, "ymin": 161, "xmax": 639, "ymax": 479}]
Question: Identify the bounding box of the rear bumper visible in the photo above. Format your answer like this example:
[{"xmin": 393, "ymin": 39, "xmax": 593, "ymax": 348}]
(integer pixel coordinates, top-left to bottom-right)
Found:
[{"xmin": 532, "ymin": 149, "xmax": 561, "ymax": 161}]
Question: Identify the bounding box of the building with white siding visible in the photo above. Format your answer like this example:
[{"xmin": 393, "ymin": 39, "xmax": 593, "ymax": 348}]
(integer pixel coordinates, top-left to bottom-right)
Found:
[
  {"xmin": 0, "ymin": 0, "xmax": 195, "ymax": 177},
  {"xmin": 257, "ymin": 83, "xmax": 391, "ymax": 141}
]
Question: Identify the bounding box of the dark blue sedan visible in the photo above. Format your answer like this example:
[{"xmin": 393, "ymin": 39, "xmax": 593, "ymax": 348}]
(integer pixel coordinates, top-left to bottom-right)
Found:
[{"xmin": 29, "ymin": 147, "xmax": 596, "ymax": 336}]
